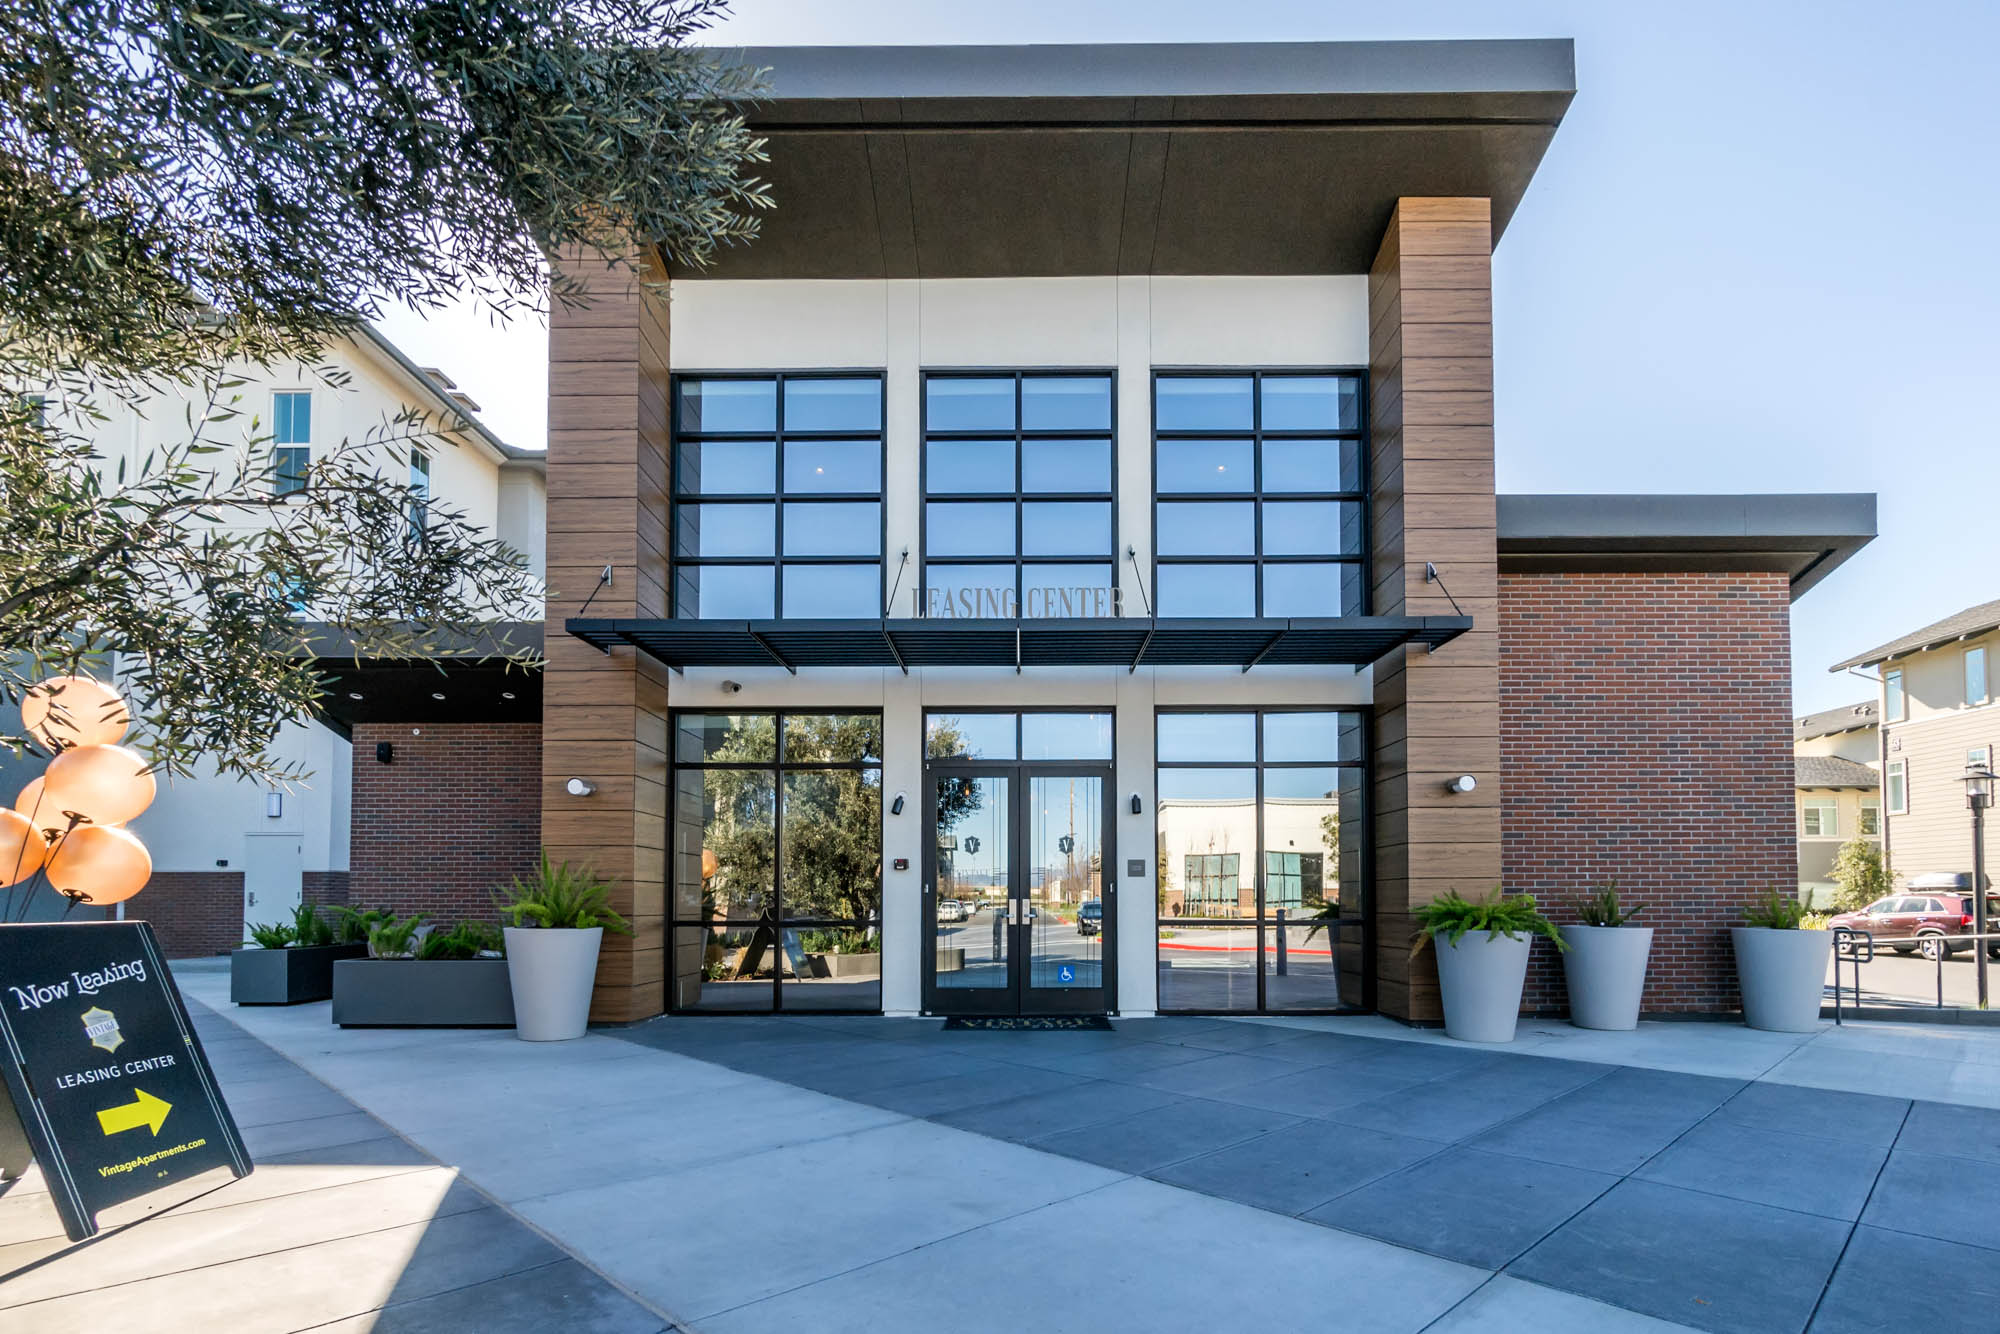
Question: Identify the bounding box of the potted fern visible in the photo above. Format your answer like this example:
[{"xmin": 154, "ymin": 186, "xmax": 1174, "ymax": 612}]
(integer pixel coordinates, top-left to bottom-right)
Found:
[
  {"xmin": 230, "ymin": 903, "xmax": 374, "ymax": 1006},
  {"xmin": 1731, "ymin": 889, "xmax": 1830, "ymax": 1033},
  {"xmin": 1561, "ymin": 882, "xmax": 1653, "ymax": 1031},
  {"xmin": 495, "ymin": 853, "xmax": 631, "ymax": 1041},
  {"xmin": 1414, "ymin": 887, "xmax": 1565, "ymax": 1043},
  {"xmin": 332, "ymin": 915, "xmax": 515, "ymax": 1027}
]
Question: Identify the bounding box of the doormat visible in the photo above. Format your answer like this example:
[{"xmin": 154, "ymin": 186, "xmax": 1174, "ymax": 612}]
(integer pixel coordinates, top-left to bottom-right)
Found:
[{"xmin": 941, "ymin": 1016, "xmax": 1114, "ymax": 1031}]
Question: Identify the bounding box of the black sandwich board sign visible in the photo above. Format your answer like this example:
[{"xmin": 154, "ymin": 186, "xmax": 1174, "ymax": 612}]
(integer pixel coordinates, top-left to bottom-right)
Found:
[{"xmin": 0, "ymin": 921, "xmax": 252, "ymax": 1241}]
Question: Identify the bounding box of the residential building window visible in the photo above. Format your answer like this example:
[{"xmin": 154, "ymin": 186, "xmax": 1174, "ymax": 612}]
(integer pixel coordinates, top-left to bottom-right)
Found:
[
  {"xmin": 407, "ymin": 448, "xmax": 431, "ymax": 542},
  {"xmin": 18, "ymin": 393, "xmax": 46, "ymax": 426},
  {"xmin": 1152, "ymin": 371, "xmax": 1366, "ymax": 617},
  {"xmin": 672, "ymin": 374, "xmax": 885, "ymax": 618},
  {"xmin": 1969, "ymin": 647, "xmax": 1989, "ymax": 705},
  {"xmin": 1886, "ymin": 759, "xmax": 1908, "ymax": 815},
  {"xmin": 1156, "ymin": 709, "xmax": 1366, "ymax": 1014},
  {"xmin": 1800, "ymin": 798, "xmax": 1838, "ymax": 839},
  {"xmin": 1971, "ymin": 745, "xmax": 1993, "ymax": 773},
  {"xmin": 1884, "ymin": 669, "xmax": 1905, "ymax": 722},
  {"xmin": 1859, "ymin": 799, "xmax": 1880, "ymax": 837},
  {"xmin": 670, "ymin": 712, "xmax": 884, "ymax": 1012},
  {"xmin": 272, "ymin": 390, "xmax": 311, "ymax": 496},
  {"xmin": 921, "ymin": 371, "xmax": 1115, "ymax": 619}
]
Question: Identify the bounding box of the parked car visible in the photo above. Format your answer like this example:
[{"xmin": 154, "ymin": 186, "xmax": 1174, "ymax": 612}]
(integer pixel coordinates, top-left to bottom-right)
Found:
[
  {"xmin": 1077, "ymin": 900, "xmax": 1103, "ymax": 936},
  {"xmin": 938, "ymin": 899, "xmax": 966, "ymax": 923},
  {"xmin": 1829, "ymin": 889, "xmax": 2000, "ymax": 961}
]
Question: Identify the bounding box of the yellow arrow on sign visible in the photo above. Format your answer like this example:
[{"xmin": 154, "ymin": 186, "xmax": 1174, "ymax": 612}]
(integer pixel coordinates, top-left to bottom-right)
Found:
[{"xmin": 96, "ymin": 1088, "xmax": 171, "ymax": 1137}]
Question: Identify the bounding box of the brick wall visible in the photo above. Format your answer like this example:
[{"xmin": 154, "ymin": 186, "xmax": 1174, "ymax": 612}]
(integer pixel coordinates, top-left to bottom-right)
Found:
[
  {"xmin": 304, "ymin": 870, "xmax": 350, "ymax": 909},
  {"xmin": 134, "ymin": 871, "xmax": 244, "ymax": 959},
  {"xmin": 1499, "ymin": 572, "xmax": 1795, "ymax": 1014},
  {"xmin": 350, "ymin": 723, "xmax": 542, "ymax": 924}
]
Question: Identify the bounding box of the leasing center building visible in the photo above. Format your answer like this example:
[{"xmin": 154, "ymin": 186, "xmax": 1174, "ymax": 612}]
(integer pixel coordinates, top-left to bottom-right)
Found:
[{"xmin": 375, "ymin": 40, "xmax": 1876, "ymax": 1025}]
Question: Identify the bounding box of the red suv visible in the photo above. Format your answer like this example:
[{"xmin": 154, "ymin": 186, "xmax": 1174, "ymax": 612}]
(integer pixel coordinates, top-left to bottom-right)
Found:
[{"xmin": 1829, "ymin": 893, "xmax": 2000, "ymax": 960}]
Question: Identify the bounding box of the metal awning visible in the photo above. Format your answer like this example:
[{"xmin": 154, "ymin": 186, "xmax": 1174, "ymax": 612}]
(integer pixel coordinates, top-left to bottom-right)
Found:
[{"xmin": 566, "ymin": 616, "xmax": 1470, "ymax": 674}]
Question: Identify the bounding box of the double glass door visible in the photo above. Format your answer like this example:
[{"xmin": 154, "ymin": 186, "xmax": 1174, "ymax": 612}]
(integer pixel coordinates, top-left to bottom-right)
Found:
[{"xmin": 925, "ymin": 767, "xmax": 1113, "ymax": 1015}]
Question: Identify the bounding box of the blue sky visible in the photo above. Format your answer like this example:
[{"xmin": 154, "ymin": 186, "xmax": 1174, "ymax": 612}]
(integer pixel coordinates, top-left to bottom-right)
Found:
[{"xmin": 378, "ymin": 1, "xmax": 1999, "ymax": 716}]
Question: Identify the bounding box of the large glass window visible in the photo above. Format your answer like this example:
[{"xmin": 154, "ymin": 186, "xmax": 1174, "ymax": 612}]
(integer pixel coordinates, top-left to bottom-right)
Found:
[
  {"xmin": 671, "ymin": 712, "xmax": 884, "ymax": 1012},
  {"xmin": 272, "ymin": 390, "xmax": 311, "ymax": 496},
  {"xmin": 673, "ymin": 374, "xmax": 884, "ymax": 618},
  {"xmin": 1884, "ymin": 669, "xmax": 1905, "ymax": 722},
  {"xmin": 921, "ymin": 372, "xmax": 1116, "ymax": 619},
  {"xmin": 1153, "ymin": 372, "xmax": 1366, "ymax": 618},
  {"xmin": 1968, "ymin": 647, "xmax": 1988, "ymax": 705},
  {"xmin": 1156, "ymin": 709, "xmax": 1366, "ymax": 1013},
  {"xmin": 1800, "ymin": 798, "xmax": 1838, "ymax": 839}
]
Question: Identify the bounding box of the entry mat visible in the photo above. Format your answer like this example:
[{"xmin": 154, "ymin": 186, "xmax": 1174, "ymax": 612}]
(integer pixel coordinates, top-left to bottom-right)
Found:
[{"xmin": 941, "ymin": 1016, "xmax": 1115, "ymax": 1031}]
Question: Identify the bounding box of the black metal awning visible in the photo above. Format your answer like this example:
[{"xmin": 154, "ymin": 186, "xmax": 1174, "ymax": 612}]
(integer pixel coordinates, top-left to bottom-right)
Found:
[{"xmin": 566, "ymin": 616, "xmax": 1470, "ymax": 675}]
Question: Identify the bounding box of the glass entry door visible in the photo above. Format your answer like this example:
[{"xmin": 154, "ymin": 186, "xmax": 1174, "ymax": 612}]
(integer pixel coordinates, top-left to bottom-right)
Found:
[{"xmin": 926, "ymin": 767, "xmax": 1114, "ymax": 1015}]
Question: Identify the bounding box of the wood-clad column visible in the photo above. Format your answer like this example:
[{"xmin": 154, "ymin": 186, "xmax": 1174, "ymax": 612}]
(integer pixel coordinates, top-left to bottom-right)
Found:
[
  {"xmin": 1368, "ymin": 199, "xmax": 1501, "ymax": 1025},
  {"xmin": 542, "ymin": 249, "xmax": 671, "ymax": 1023}
]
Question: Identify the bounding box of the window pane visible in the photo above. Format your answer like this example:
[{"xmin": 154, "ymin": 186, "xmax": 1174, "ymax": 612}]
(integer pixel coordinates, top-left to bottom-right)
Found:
[
  {"xmin": 1263, "ymin": 501, "xmax": 1354, "ymax": 556},
  {"xmin": 783, "ymin": 377, "xmax": 880, "ymax": 432},
  {"xmin": 1023, "ymin": 713, "xmax": 1112, "ymax": 760},
  {"xmin": 675, "ymin": 713, "xmax": 777, "ymax": 763},
  {"xmin": 784, "ymin": 440, "xmax": 880, "ymax": 493},
  {"xmin": 1263, "ymin": 712, "xmax": 1363, "ymax": 764},
  {"xmin": 1266, "ymin": 768, "xmax": 1365, "ymax": 1011},
  {"xmin": 672, "ymin": 925, "xmax": 772, "ymax": 1012},
  {"xmin": 676, "ymin": 439, "xmax": 774, "ymax": 495},
  {"xmin": 782, "ymin": 564, "xmax": 879, "ymax": 618},
  {"xmin": 921, "ymin": 565, "xmax": 1016, "ymax": 618},
  {"xmin": 1969, "ymin": 648, "xmax": 1988, "ymax": 703},
  {"xmin": 1021, "ymin": 375, "xmax": 1112, "ymax": 431},
  {"xmin": 926, "ymin": 502, "xmax": 1016, "ymax": 557},
  {"xmin": 273, "ymin": 391, "xmax": 311, "ymax": 445},
  {"xmin": 273, "ymin": 446, "xmax": 309, "ymax": 496},
  {"xmin": 1262, "ymin": 438, "xmax": 1361, "ymax": 493},
  {"xmin": 1021, "ymin": 438, "xmax": 1111, "ymax": 493},
  {"xmin": 1022, "ymin": 502, "xmax": 1110, "ymax": 557},
  {"xmin": 1158, "ymin": 564, "xmax": 1255, "ymax": 617},
  {"xmin": 1021, "ymin": 564, "xmax": 1115, "ymax": 618},
  {"xmin": 1262, "ymin": 563, "xmax": 1353, "ymax": 617},
  {"xmin": 927, "ymin": 377, "xmax": 1015, "ymax": 431},
  {"xmin": 1156, "ymin": 377, "xmax": 1253, "ymax": 431},
  {"xmin": 1260, "ymin": 375, "xmax": 1358, "ymax": 431},
  {"xmin": 1157, "ymin": 439, "xmax": 1253, "ymax": 493},
  {"xmin": 781, "ymin": 769, "xmax": 883, "ymax": 921},
  {"xmin": 783, "ymin": 713, "xmax": 884, "ymax": 763},
  {"xmin": 783, "ymin": 501, "xmax": 881, "ymax": 556},
  {"xmin": 927, "ymin": 439, "xmax": 1014, "ymax": 493},
  {"xmin": 676, "ymin": 503, "xmax": 773, "ymax": 558},
  {"xmin": 1159, "ymin": 766, "xmax": 1255, "ymax": 936},
  {"xmin": 927, "ymin": 713, "xmax": 1016, "ymax": 760},
  {"xmin": 1157, "ymin": 501, "xmax": 1254, "ymax": 557},
  {"xmin": 680, "ymin": 379, "xmax": 775, "ymax": 433},
  {"xmin": 676, "ymin": 564, "xmax": 773, "ymax": 619},
  {"xmin": 1157, "ymin": 921, "xmax": 1259, "ymax": 1010},
  {"xmin": 1158, "ymin": 714, "xmax": 1256, "ymax": 763}
]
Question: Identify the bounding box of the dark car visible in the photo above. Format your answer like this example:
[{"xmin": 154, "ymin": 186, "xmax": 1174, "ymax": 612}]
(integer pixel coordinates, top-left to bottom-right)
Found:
[
  {"xmin": 1829, "ymin": 890, "xmax": 2000, "ymax": 961},
  {"xmin": 1076, "ymin": 900, "xmax": 1103, "ymax": 937}
]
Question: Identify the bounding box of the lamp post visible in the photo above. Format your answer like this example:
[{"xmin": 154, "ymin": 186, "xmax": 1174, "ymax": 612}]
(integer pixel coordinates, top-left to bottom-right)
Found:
[{"xmin": 1966, "ymin": 763, "xmax": 1995, "ymax": 1010}]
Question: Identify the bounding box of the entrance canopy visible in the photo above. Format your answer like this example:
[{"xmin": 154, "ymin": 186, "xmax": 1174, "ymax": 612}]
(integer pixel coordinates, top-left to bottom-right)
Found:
[{"xmin": 566, "ymin": 615, "xmax": 1469, "ymax": 674}]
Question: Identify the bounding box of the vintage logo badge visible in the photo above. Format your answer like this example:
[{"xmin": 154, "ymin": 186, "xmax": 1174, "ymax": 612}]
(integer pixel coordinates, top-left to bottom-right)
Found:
[{"xmin": 81, "ymin": 1006, "xmax": 123, "ymax": 1054}]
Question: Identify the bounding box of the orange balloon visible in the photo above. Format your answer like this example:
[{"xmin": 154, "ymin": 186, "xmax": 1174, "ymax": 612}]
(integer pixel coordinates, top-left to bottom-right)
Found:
[
  {"xmin": 16, "ymin": 775, "xmax": 47, "ymax": 821},
  {"xmin": 40, "ymin": 743, "xmax": 156, "ymax": 826},
  {"xmin": 701, "ymin": 848, "xmax": 720, "ymax": 880},
  {"xmin": 46, "ymin": 823, "xmax": 151, "ymax": 905},
  {"xmin": 0, "ymin": 809, "xmax": 49, "ymax": 888},
  {"xmin": 20, "ymin": 676, "xmax": 130, "ymax": 749}
]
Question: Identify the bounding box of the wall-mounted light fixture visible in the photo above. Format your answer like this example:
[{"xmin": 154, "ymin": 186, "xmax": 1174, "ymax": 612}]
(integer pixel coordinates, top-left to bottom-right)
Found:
[
  {"xmin": 1445, "ymin": 774, "xmax": 1478, "ymax": 795},
  {"xmin": 265, "ymin": 791, "xmax": 283, "ymax": 820},
  {"xmin": 890, "ymin": 792, "xmax": 906, "ymax": 816},
  {"xmin": 1130, "ymin": 793, "xmax": 1143, "ymax": 815},
  {"xmin": 720, "ymin": 680, "xmax": 743, "ymax": 694},
  {"xmin": 566, "ymin": 778, "xmax": 597, "ymax": 797},
  {"xmin": 375, "ymin": 742, "xmax": 394, "ymax": 765}
]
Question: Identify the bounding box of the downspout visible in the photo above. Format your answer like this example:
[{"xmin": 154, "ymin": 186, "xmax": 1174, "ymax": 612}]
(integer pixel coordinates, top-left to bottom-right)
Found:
[{"xmin": 1845, "ymin": 664, "xmax": 1889, "ymax": 880}]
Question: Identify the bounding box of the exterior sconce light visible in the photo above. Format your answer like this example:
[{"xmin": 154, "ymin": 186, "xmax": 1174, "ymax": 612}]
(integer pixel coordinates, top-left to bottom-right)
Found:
[
  {"xmin": 890, "ymin": 792, "xmax": 906, "ymax": 815},
  {"xmin": 1130, "ymin": 793, "xmax": 1143, "ymax": 815},
  {"xmin": 265, "ymin": 791, "xmax": 283, "ymax": 820},
  {"xmin": 375, "ymin": 742, "xmax": 394, "ymax": 765},
  {"xmin": 721, "ymin": 680, "xmax": 743, "ymax": 694},
  {"xmin": 1445, "ymin": 774, "xmax": 1478, "ymax": 795},
  {"xmin": 565, "ymin": 778, "xmax": 597, "ymax": 797}
]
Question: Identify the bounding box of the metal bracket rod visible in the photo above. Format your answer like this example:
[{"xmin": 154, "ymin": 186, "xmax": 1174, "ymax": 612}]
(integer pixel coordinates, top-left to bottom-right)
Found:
[
  {"xmin": 747, "ymin": 629, "xmax": 796, "ymax": 675},
  {"xmin": 1242, "ymin": 629, "xmax": 1286, "ymax": 674}
]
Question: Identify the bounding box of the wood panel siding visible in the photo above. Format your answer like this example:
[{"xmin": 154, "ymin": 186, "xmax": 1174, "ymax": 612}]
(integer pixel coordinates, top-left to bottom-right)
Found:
[
  {"xmin": 1368, "ymin": 198, "xmax": 1500, "ymax": 1023},
  {"xmin": 542, "ymin": 249, "xmax": 673, "ymax": 1024}
]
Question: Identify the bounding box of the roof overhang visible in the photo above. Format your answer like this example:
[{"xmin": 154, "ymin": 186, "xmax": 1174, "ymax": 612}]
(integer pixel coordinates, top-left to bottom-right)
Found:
[
  {"xmin": 1496, "ymin": 493, "xmax": 1877, "ymax": 601},
  {"xmin": 688, "ymin": 39, "xmax": 1575, "ymax": 279},
  {"xmin": 567, "ymin": 615, "xmax": 1470, "ymax": 674},
  {"xmin": 301, "ymin": 623, "xmax": 544, "ymax": 737}
]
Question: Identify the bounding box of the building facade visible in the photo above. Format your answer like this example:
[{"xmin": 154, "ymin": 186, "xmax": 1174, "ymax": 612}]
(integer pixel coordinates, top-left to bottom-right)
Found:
[{"xmin": 1792, "ymin": 700, "xmax": 1880, "ymax": 904}]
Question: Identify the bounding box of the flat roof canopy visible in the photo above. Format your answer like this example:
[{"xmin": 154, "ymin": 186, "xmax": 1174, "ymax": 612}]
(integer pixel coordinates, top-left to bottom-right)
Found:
[
  {"xmin": 689, "ymin": 39, "xmax": 1576, "ymax": 278},
  {"xmin": 568, "ymin": 616, "xmax": 1470, "ymax": 674},
  {"xmin": 301, "ymin": 623, "xmax": 544, "ymax": 736}
]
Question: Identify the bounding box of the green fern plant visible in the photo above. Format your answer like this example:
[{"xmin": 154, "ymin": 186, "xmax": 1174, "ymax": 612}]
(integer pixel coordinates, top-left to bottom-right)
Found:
[
  {"xmin": 291, "ymin": 901, "xmax": 334, "ymax": 948},
  {"xmin": 334, "ymin": 906, "xmax": 392, "ymax": 945},
  {"xmin": 1412, "ymin": 886, "xmax": 1566, "ymax": 955},
  {"xmin": 413, "ymin": 920, "xmax": 504, "ymax": 960},
  {"xmin": 367, "ymin": 912, "xmax": 429, "ymax": 958},
  {"xmin": 246, "ymin": 921, "xmax": 294, "ymax": 950},
  {"xmin": 494, "ymin": 852, "xmax": 632, "ymax": 935},
  {"xmin": 1575, "ymin": 881, "xmax": 1647, "ymax": 928},
  {"xmin": 1741, "ymin": 889, "xmax": 1808, "ymax": 930}
]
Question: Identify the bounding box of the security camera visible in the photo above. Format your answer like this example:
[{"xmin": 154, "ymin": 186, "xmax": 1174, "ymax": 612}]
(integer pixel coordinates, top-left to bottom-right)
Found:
[{"xmin": 720, "ymin": 680, "xmax": 742, "ymax": 694}]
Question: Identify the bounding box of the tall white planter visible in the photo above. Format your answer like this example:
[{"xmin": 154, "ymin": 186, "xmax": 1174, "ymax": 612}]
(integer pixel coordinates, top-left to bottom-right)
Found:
[
  {"xmin": 503, "ymin": 926, "xmax": 604, "ymax": 1042},
  {"xmin": 1433, "ymin": 931, "xmax": 1533, "ymax": 1043},
  {"xmin": 1562, "ymin": 925, "xmax": 1654, "ymax": 1031},
  {"xmin": 1731, "ymin": 927, "xmax": 1831, "ymax": 1033}
]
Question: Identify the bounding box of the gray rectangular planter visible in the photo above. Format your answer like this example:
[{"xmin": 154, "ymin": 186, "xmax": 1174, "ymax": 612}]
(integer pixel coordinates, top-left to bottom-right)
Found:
[
  {"xmin": 231, "ymin": 944, "xmax": 368, "ymax": 1005},
  {"xmin": 331, "ymin": 958, "xmax": 516, "ymax": 1028}
]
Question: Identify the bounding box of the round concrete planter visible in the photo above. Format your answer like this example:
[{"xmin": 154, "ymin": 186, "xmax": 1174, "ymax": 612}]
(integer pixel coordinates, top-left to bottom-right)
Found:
[
  {"xmin": 1731, "ymin": 927, "xmax": 1831, "ymax": 1033},
  {"xmin": 1434, "ymin": 931, "xmax": 1532, "ymax": 1043},
  {"xmin": 502, "ymin": 926, "xmax": 603, "ymax": 1042},
  {"xmin": 1561, "ymin": 925, "xmax": 1654, "ymax": 1031}
]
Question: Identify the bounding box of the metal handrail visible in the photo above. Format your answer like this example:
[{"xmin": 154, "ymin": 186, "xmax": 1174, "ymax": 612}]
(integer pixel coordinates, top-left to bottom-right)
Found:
[{"xmin": 1828, "ymin": 925, "xmax": 2000, "ymax": 1017}]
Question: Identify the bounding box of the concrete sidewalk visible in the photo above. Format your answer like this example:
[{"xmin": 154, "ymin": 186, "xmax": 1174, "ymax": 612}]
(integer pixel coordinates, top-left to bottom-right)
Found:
[{"xmin": 10, "ymin": 961, "xmax": 2000, "ymax": 1333}]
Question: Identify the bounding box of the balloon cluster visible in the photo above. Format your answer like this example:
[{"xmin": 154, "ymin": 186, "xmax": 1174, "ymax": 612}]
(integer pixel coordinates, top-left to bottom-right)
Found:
[{"xmin": 2, "ymin": 677, "xmax": 155, "ymax": 914}]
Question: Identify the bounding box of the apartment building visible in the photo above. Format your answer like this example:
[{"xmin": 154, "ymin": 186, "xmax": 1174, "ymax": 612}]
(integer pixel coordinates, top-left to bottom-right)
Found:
[{"xmin": 1793, "ymin": 699, "xmax": 1880, "ymax": 903}]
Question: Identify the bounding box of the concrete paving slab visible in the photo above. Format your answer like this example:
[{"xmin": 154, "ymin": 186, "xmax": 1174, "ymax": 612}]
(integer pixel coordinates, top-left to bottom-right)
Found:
[
  {"xmin": 1150, "ymin": 1118, "xmax": 1445, "ymax": 1215},
  {"xmin": 1635, "ymin": 1120, "xmax": 1887, "ymax": 1221},
  {"xmin": 1206, "ymin": 1061, "xmax": 1425, "ymax": 1117},
  {"xmin": 1707, "ymin": 1081, "xmax": 1910, "ymax": 1146},
  {"xmin": 1859, "ymin": 1149, "xmax": 2000, "ymax": 1251},
  {"xmin": 1808, "ymin": 1226, "xmax": 2000, "ymax": 1333},
  {"xmin": 1027, "ymin": 1094, "xmax": 1302, "ymax": 1173},
  {"xmin": 1427, "ymin": 1275, "xmax": 1706, "ymax": 1332},
  {"xmin": 934, "ymin": 1078, "xmax": 1183, "ymax": 1141},
  {"xmin": 308, "ymin": 1258, "xmax": 673, "ymax": 1334},
  {"xmin": 1896, "ymin": 1098, "xmax": 2000, "ymax": 1163}
]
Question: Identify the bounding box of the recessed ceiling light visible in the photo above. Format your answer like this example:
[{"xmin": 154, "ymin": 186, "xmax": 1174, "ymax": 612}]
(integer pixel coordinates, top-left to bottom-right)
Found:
[
  {"xmin": 347, "ymin": 691, "xmax": 364, "ymax": 701},
  {"xmin": 431, "ymin": 692, "xmax": 446, "ymax": 701},
  {"xmin": 501, "ymin": 691, "xmax": 516, "ymax": 700}
]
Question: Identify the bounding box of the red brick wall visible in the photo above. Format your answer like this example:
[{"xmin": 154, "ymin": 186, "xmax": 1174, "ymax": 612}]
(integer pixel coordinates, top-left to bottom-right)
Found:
[
  {"xmin": 349, "ymin": 723, "xmax": 542, "ymax": 924},
  {"xmin": 134, "ymin": 871, "xmax": 244, "ymax": 958},
  {"xmin": 304, "ymin": 870, "xmax": 350, "ymax": 909},
  {"xmin": 1499, "ymin": 572, "xmax": 1795, "ymax": 1014}
]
